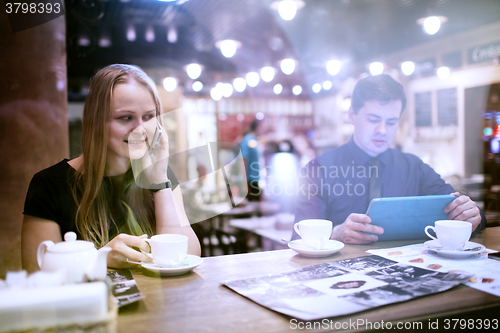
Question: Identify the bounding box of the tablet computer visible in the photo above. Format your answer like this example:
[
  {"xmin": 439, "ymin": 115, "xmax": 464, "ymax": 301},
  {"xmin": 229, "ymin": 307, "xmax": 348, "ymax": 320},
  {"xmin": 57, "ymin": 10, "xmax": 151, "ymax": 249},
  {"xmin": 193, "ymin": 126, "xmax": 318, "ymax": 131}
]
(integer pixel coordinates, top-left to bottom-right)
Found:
[{"xmin": 366, "ymin": 195, "xmax": 456, "ymax": 241}]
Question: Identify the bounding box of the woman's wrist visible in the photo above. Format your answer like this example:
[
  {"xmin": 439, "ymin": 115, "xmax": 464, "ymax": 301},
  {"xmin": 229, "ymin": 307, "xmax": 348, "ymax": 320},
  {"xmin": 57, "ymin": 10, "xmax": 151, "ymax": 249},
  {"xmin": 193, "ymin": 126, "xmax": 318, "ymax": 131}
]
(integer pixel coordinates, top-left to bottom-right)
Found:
[{"xmin": 151, "ymin": 179, "xmax": 172, "ymax": 192}]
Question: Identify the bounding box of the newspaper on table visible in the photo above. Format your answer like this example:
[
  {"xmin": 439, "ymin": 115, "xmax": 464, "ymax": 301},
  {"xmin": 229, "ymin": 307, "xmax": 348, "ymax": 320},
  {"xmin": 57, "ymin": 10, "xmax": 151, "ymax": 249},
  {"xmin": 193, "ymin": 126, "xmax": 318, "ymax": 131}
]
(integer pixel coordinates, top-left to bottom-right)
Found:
[
  {"xmin": 223, "ymin": 255, "xmax": 471, "ymax": 320},
  {"xmin": 107, "ymin": 269, "xmax": 144, "ymax": 307},
  {"xmin": 367, "ymin": 244, "xmax": 500, "ymax": 298}
]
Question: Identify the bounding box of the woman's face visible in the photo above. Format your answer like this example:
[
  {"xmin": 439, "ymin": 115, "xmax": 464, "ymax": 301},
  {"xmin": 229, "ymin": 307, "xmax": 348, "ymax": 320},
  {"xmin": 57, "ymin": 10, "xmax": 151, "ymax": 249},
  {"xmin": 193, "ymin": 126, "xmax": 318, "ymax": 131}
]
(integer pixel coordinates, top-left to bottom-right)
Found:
[{"xmin": 107, "ymin": 79, "xmax": 157, "ymax": 173}]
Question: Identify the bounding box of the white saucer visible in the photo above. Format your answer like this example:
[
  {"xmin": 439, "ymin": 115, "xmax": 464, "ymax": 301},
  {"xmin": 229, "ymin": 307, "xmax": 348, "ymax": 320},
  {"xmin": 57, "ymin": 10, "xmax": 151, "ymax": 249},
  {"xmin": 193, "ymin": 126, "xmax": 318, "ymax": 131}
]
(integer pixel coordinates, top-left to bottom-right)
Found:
[
  {"xmin": 288, "ymin": 239, "xmax": 344, "ymax": 258},
  {"xmin": 141, "ymin": 255, "xmax": 203, "ymax": 276},
  {"xmin": 424, "ymin": 240, "xmax": 486, "ymax": 258}
]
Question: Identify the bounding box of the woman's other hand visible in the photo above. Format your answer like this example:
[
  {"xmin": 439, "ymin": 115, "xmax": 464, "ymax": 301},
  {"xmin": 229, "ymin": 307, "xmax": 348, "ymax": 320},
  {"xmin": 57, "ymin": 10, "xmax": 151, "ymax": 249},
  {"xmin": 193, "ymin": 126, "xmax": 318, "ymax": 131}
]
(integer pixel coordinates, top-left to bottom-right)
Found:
[{"xmin": 105, "ymin": 234, "xmax": 152, "ymax": 268}]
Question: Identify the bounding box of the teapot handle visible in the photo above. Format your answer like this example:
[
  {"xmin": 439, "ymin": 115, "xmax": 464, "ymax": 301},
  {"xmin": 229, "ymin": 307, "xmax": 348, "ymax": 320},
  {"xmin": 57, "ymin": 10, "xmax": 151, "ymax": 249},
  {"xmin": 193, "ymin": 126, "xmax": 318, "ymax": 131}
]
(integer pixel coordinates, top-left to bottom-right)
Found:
[{"xmin": 37, "ymin": 240, "xmax": 54, "ymax": 269}]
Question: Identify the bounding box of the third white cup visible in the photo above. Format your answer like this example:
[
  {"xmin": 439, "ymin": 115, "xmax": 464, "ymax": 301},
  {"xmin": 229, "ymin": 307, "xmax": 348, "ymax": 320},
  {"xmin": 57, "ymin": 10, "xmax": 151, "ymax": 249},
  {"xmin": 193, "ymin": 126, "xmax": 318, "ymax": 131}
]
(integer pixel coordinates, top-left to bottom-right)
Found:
[{"xmin": 424, "ymin": 220, "xmax": 472, "ymax": 250}]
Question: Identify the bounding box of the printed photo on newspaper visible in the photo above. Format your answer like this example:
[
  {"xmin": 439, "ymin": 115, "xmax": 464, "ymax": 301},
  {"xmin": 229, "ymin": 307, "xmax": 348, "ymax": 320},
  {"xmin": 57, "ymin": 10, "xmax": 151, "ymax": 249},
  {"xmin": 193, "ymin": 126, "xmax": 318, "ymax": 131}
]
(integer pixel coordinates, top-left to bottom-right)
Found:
[
  {"xmin": 107, "ymin": 269, "xmax": 144, "ymax": 308},
  {"xmin": 223, "ymin": 255, "xmax": 471, "ymax": 321}
]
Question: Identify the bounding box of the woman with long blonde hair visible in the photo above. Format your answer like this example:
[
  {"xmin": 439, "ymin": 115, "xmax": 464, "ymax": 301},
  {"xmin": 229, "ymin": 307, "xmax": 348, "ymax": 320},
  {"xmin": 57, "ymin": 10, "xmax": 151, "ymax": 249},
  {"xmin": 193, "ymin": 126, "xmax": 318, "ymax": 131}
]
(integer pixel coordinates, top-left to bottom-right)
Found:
[{"xmin": 22, "ymin": 64, "xmax": 200, "ymax": 270}]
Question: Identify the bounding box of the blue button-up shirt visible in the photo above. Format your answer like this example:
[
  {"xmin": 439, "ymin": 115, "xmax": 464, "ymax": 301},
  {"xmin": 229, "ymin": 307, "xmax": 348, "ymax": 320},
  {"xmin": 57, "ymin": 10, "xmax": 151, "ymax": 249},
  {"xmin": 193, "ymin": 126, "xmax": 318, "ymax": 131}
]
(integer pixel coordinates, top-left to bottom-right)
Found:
[{"xmin": 293, "ymin": 138, "xmax": 485, "ymax": 238}]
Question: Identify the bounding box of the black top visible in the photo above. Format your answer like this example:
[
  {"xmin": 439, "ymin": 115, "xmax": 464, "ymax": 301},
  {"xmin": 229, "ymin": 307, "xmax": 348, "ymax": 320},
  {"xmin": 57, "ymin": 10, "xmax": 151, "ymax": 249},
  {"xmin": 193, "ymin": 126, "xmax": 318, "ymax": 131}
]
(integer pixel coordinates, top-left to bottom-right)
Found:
[
  {"xmin": 293, "ymin": 138, "xmax": 486, "ymax": 238},
  {"xmin": 23, "ymin": 159, "xmax": 179, "ymax": 239}
]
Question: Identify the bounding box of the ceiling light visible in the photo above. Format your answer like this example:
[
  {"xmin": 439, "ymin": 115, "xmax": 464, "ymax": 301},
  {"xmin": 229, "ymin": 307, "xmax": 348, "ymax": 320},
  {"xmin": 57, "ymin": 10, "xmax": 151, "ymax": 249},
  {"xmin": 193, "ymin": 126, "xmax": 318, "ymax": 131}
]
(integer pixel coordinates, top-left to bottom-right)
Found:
[
  {"xmin": 222, "ymin": 83, "xmax": 233, "ymax": 98},
  {"xmin": 280, "ymin": 58, "xmax": 296, "ymax": 75},
  {"xmin": 260, "ymin": 67, "xmax": 275, "ymax": 82},
  {"xmin": 279, "ymin": 0, "xmax": 297, "ymax": 21},
  {"xmin": 326, "ymin": 60, "xmax": 341, "ymax": 75},
  {"xmin": 98, "ymin": 35, "xmax": 111, "ymax": 48},
  {"xmin": 424, "ymin": 16, "xmax": 440, "ymax": 35},
  {"xmin": 437, "ymin": 66, "xmax": 450, "ymax": 80},
  {"xmin": 145, "ymin": 25, "xmax": 155, "ymax": 42},
  {"xmin": 233, "ymin": 78, "xmax": 247, "ymax": 92},
  {"xmin": 192, "ymin": 81, "xmax": 203, "ymax": 92},
  {"xmin": 78, "ymin": 35, "xmax": 91, "ymax": 47},
  {"xmin": 163, "ymin": 77, "xmax": 177, "ymax": 92},
  {"xmin": 216, "ymin": 39, "xmax": 241, "ymax": 58},
  {"xmin": 167, "ymin": 26, "xmax": 177, "ymax": 43},
  {"xmin": 210, "ymin": 87, "xmax": 222, "ymax": 101},
  {"xmin": 246, "ymin": 72, "xmax": 260, "ymax": 87},
  {"xmin": 273, "ymin": 84, "xmax": 283, "ymax": 95},
  {"xmin": 323, "ymin": 81, "xmax": 332, "ymax": 90},
  {"xmin": 417, "ymin": 16, "xmax": 448, "ymax": 36},
  {"xmin": 126, "ymin": 24, "xmax": 136, "ymax": 41},
  {"xmin": 292, "ymin": 85, "xmax": 302, "ymax": 95},
  {"xmin": 369, "ymin": 62, "xmax": 384, "ymax": 75},
  {"xmin": 401, "ymin": 61, "xmax": 415, "ymax": 76},
  {"xmin": 186, "ymin": 63, "xmax": 202, "ymax": 80},
  {"xmin": 312, "ymin": 83, "xmax": 321, "ymax": 93},
  {"xmin": 270, "ymin": 1, "xmax": 305, "ymax": 21}
]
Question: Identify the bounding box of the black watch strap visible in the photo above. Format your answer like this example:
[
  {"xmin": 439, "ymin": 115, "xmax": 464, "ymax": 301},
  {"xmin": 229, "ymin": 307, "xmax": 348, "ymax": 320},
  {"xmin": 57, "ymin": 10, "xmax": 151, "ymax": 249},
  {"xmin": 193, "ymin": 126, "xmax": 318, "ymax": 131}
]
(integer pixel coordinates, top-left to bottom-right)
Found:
[{"xmin": 150, "ymin": 179, "xmax": 172, "ymax": 192}]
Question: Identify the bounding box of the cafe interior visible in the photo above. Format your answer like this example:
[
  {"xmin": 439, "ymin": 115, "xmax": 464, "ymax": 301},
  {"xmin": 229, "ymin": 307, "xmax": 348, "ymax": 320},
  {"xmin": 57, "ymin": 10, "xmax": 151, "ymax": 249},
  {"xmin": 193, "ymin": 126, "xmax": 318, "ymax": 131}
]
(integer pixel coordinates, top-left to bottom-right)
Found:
[{"xmin": 2, "ymin": 0, "xmax": 500, "ymax": 331}]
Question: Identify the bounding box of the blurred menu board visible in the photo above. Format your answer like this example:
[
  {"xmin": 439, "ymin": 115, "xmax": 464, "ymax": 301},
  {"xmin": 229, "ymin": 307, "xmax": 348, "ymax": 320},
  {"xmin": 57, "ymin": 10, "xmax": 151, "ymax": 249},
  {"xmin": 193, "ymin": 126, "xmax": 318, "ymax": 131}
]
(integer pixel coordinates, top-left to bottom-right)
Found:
[
  {"xmin": 415, "ymin": 92, "xmax": 432, "ymax": 127},
  {"xmin": 437, "ymin": 88, "xmax": 458, "ymax": 126}
]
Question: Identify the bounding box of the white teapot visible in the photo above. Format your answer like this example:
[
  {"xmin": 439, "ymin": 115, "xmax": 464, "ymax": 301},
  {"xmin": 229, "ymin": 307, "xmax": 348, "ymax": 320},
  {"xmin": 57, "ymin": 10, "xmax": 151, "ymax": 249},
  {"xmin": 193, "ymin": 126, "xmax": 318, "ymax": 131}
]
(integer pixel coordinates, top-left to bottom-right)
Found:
[{"xmin": 37, "ymin": 232, "xmax": 111, "ymax": 284}]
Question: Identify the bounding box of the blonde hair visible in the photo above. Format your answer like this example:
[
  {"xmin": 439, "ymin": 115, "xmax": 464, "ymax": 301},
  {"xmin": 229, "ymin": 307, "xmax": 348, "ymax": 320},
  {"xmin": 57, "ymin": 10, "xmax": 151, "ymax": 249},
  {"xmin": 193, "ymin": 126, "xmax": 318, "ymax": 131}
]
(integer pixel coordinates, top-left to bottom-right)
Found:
[{"xmin": 72, "ymin": 64, "xmax": 162, "ymax": 247}]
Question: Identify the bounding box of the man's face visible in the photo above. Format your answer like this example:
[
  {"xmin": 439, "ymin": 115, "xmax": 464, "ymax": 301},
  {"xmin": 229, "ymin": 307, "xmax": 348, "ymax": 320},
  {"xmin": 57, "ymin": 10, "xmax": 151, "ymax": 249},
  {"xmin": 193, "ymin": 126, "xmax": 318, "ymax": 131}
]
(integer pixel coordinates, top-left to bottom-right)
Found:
[{"xmin": 349, "ymin": 99, "xmax": 402, "ymax": 157}]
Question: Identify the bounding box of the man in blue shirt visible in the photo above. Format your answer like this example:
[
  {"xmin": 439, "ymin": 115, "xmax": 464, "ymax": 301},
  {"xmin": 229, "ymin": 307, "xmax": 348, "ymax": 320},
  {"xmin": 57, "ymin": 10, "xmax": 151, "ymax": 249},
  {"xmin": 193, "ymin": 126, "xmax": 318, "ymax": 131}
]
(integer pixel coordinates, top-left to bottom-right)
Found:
[
  {"xmin": 294, "ymin": 74, "xmax": 484, "ymax": 244},
  {"xmin": 240, "ymin": 119, "xmax": 261, "ymax": 201}
]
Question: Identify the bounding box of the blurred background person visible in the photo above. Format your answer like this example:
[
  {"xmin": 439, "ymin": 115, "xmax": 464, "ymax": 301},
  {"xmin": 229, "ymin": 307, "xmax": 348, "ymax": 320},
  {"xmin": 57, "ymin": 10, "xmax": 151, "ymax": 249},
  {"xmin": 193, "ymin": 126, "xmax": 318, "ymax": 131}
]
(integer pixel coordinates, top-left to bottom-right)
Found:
[{"xmin": 240, "ymin": 119, "xmax": 261, "ymax": 201}]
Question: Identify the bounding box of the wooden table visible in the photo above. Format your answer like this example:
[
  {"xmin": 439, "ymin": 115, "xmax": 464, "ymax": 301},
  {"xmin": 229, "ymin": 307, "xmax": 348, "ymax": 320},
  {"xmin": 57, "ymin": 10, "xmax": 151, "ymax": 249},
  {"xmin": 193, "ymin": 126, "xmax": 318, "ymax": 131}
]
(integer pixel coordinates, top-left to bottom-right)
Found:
[{"xmin": 118, "ymin": 227, "xmax": 500, "ymax": 332}]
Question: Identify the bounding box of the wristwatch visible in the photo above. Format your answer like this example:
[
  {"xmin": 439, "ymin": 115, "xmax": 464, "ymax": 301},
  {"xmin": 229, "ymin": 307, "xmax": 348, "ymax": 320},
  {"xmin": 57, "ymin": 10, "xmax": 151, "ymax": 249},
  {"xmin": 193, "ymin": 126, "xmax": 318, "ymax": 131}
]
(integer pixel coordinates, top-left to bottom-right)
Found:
[{"xmin": 150, "ymin": 179, "xmax": 172, "ymax": 192}]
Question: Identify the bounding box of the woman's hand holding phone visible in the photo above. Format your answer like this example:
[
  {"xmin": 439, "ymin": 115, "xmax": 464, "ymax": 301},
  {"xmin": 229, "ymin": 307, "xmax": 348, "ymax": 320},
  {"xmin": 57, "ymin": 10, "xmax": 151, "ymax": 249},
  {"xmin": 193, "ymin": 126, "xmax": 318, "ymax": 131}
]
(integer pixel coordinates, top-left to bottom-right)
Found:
[{"xmin": 143, "ymin": 119, "xmax": 170, "ymax": 185}]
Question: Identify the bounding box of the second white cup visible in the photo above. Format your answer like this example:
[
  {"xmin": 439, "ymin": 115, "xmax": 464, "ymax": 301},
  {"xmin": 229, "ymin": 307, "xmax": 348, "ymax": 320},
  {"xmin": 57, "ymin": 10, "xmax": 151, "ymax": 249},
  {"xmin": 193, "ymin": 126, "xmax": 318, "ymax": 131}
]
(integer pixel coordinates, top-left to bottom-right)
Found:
[
  {"xmin": 145, "ymin": 234, "xmax": 188, "ymax": 267},
  {"xmin": 424, "ymin": 220, "xmax": 472, "ymax": 250},
  {"xmin": 294, "ymin": 219, "xmax": 333, "ymax": 250}
]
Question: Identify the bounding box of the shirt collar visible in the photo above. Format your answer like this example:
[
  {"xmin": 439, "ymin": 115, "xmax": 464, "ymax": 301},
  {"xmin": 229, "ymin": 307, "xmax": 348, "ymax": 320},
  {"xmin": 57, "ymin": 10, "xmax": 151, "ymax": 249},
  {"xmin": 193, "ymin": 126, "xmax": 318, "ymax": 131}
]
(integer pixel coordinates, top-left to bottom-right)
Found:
[{"xmin": 347, "ymin": 136, "xmax": 391, "ymax": 166}]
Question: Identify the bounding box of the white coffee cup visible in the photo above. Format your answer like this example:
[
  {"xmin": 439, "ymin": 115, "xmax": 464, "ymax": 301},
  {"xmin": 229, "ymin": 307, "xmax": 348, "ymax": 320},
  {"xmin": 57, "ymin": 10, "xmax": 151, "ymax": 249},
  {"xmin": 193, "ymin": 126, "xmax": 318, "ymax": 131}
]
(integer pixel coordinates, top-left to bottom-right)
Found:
[
  {"xmin": 424, "ymin": 220, "xmax": 472, "ymax": 250},
  {"xmin": 145, "ymin": 234, "xmax": 188, "ymax": 267},
  {"xmin": 294, "ymin": 219, "xmax": 333, "ymax": 250}
]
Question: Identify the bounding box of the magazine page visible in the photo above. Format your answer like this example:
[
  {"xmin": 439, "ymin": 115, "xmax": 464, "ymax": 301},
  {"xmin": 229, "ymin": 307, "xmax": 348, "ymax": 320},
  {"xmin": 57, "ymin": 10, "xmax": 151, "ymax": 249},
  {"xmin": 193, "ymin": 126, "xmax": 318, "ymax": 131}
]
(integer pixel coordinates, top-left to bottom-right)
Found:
[
  {"xmin": 223, "ymin": 255, "xmax": 470, "ymax": 320},
  {"xmin": 368, "ymin": 244, "xmax": 500, "ymax": 297},
  {"xmin": 107, "ymin": 269, "xmax": 144, "ymax": 307}
]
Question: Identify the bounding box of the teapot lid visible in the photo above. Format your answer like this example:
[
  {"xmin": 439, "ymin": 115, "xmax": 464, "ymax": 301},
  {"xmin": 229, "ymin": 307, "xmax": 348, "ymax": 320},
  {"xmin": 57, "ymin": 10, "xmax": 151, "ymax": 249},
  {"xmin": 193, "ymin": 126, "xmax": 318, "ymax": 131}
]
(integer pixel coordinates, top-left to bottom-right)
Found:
[{"xmin": 47, "ymin": 232, "xmax": 95, "ymax": 253}]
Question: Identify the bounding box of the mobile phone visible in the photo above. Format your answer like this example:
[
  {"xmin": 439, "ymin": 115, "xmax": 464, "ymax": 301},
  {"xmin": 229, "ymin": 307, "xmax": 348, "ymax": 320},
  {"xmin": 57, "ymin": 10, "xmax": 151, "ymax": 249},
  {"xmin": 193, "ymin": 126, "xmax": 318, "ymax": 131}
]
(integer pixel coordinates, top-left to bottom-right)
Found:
[
  {"xmin": 488, "ymin": 252, "xmax": 500, "ymax": 261},
  {"xmin": 151, "ymin": 121, "xmax": 163, "ymax": 149}
]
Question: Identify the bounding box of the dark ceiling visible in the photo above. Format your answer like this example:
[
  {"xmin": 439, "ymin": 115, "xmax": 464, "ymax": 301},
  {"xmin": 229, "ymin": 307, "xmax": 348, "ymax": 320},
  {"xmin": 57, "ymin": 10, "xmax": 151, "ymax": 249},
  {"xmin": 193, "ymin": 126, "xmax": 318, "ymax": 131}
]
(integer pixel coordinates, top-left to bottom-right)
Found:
[{"xmin": 66, "ymin": 0, "xmax": 500, "ymax": 99}]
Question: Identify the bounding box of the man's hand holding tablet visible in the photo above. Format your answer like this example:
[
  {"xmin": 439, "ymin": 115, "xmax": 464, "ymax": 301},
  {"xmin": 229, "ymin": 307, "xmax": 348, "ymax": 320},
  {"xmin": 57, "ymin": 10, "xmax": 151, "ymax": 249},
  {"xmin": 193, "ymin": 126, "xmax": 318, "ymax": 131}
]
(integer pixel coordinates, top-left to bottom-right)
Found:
[
  {"xmin": 331, "ymin": 194, "xmax": 481, "ymax": 244},
  {"xmin": 331, "ymin": 213, "xmax": 384, "ymax": 244},
  {"xmin": 445, "ymin": 192, "xmax": 481, "ymax": 232}
]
